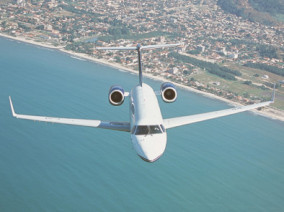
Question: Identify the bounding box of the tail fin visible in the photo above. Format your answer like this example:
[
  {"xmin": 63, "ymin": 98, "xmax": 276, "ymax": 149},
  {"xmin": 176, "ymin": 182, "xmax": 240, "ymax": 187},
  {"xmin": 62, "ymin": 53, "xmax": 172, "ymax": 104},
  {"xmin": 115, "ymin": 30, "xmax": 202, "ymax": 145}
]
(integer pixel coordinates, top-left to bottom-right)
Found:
[{"xmin": 97, "ymin": 43, "xmax": 181, "ymax": 86}]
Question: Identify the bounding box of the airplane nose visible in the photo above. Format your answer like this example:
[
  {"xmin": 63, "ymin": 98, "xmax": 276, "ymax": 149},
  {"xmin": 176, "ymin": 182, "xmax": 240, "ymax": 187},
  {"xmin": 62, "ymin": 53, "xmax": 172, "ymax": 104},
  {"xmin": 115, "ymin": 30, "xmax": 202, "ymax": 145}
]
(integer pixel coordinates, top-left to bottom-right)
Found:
[
  {"xmin": 138, "ymin": 153, "xmax": 163, "ymax": 163},
  {"xmin": 132, "ymin": 134, "xmax": 167, "ymax": 162}
]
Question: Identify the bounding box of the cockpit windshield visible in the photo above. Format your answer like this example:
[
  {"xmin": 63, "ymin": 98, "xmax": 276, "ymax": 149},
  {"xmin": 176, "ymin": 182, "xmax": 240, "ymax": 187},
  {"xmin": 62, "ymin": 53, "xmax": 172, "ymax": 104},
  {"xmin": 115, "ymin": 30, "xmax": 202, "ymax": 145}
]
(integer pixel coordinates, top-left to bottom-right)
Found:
[{"xmin": 134, "ymin": 125, "xmax": 163, "ymax": 135}]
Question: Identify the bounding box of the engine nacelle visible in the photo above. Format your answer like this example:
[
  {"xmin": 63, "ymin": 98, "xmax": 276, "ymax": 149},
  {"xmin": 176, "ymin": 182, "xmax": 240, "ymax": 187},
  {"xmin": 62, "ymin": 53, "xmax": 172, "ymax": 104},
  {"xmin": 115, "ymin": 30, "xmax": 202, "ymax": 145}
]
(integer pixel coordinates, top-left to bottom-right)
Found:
[
  {"xmin": 109, "ymin": 85, "xmax": 125, "ymax": 106},
  {"xmin": 160, "ymin": 82, "xmax": 177, "ymax": 103}
]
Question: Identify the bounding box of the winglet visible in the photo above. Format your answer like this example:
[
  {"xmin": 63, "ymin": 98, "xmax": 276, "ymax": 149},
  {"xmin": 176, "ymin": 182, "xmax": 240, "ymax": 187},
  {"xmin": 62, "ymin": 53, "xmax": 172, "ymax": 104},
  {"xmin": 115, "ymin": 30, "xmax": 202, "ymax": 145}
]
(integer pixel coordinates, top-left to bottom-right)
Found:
[
  {"xmin": 271, "ymin": 83, "xmax": 276, "ymax": 103},
  {"xmin": 9, "ymin": 96, "xmax": 17, "ymax": 117}
]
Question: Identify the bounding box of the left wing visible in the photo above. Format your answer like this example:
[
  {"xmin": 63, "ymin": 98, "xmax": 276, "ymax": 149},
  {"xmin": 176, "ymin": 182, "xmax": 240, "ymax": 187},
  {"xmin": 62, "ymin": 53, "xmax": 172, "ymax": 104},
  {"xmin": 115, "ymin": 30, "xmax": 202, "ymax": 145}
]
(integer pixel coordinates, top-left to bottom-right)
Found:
[{"xmin": 9, "ymin": 97, "xmax": 130, "ymax": 132}]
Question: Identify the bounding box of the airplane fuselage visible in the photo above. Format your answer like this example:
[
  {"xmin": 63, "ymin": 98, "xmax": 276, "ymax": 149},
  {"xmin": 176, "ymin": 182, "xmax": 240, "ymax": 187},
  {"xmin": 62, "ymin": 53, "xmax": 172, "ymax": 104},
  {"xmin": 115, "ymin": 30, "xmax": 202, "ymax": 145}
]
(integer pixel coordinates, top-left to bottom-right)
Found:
[{"xmin": 130, "ymin": 83, "xmax": 167, "ymax": 162}]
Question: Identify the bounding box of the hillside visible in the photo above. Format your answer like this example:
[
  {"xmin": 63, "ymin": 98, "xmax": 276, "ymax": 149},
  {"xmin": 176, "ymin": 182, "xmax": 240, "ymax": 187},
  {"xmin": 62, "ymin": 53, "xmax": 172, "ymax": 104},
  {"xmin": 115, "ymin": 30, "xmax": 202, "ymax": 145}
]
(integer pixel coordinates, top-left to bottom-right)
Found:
[
  {"xmin": 217, "ymin": 0, "xmax": 284, "ymax": 25},
  {"xmin": 0, "ymin": 0, "xmax": 11, "ymax": 5},
  {"xmin": 248, "ymin": 0, "xmax": 284, "ymax": 15}
]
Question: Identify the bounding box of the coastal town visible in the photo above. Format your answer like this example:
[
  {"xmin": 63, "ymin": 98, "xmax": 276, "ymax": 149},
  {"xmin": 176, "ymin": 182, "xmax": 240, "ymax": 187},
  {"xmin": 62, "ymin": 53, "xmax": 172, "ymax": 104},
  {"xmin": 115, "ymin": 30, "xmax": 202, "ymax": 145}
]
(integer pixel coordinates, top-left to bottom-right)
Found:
[{"xmin": 1, "ymin": 0, "xmax": 284, "ymax": 119}]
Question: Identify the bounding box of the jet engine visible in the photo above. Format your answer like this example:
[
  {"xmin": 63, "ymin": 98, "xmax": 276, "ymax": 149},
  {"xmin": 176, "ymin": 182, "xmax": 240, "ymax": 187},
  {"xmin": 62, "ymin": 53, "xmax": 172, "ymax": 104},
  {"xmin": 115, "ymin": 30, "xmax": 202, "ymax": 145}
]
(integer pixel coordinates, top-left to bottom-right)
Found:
[
  {"xmin": 160, "ymin": 82, "xmax": 177, "ymax": 103},
  {"xmin": 109, "ymin": 85, "xmax": 125, "ymax": 106}
]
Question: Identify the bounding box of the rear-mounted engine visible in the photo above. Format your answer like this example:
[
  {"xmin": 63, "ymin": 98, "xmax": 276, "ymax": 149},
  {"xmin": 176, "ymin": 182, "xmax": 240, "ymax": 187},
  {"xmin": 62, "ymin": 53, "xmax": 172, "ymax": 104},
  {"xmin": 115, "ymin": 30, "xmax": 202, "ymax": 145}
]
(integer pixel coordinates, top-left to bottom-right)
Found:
[
  {"xmin": 109, "ymin": 85, "xmax": 125, "ymax": 106},
  {"xmin": 160, "ymin": 82, "xmax": 177, "ymax": 103}
]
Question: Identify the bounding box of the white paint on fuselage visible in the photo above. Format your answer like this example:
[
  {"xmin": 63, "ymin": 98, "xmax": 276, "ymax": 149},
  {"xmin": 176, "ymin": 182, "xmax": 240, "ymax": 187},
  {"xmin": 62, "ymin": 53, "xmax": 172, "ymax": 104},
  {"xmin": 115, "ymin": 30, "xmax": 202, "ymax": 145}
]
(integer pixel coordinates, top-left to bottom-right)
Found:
[{"xmin": 130, "ymin": 83, "xmax": 167, "ymax": 162}]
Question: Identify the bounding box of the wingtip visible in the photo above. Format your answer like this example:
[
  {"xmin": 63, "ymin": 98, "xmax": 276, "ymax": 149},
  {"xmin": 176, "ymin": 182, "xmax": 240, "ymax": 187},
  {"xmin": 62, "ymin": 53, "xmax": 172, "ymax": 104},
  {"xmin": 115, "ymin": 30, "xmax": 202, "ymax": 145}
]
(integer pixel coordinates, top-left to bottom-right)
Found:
[{"xmin": 9, "ymin": 96, "xmax": 17, "ymax": 117}]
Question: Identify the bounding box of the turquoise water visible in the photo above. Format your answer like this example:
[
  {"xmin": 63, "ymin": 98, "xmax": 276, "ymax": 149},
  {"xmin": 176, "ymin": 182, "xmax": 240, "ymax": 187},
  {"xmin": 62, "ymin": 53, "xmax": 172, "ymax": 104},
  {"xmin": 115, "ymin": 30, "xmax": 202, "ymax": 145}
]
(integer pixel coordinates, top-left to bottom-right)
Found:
[{"xmin": 0, "ymin": 37, "xmax": 284, "ymax": 212}]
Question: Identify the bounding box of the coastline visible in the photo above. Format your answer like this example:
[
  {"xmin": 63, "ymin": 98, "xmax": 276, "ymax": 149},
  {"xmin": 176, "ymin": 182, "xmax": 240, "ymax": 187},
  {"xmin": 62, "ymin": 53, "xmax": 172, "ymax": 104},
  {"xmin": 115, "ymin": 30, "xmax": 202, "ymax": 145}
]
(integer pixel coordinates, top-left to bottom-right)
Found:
[{"xmin": 1, "ymin": 33, "xmax": 283, "ymax": 122}]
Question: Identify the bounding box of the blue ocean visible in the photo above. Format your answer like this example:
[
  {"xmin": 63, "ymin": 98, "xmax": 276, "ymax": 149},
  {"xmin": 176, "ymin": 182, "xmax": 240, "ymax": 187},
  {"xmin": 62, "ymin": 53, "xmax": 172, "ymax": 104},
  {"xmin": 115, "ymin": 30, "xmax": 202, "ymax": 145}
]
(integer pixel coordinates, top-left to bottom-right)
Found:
[{"xmin": 0, "ymin": 37, "xmax": 284, "ymax": 212}]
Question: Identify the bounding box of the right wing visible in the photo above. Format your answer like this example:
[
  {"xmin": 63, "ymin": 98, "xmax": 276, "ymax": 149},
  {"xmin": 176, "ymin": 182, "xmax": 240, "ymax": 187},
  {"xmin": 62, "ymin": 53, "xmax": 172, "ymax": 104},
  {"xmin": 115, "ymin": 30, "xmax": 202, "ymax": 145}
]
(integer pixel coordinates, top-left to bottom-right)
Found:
[
  {"xmin": 9, "ymin": 97, "xmax": 130, "ymax": 132},
  {"xmin": 164, "ymin": 84, "xmax": 276, "ymax": 129},
  {"xmin": 164, "ymin": 100, "xmax": 272, "ymax": 129}
]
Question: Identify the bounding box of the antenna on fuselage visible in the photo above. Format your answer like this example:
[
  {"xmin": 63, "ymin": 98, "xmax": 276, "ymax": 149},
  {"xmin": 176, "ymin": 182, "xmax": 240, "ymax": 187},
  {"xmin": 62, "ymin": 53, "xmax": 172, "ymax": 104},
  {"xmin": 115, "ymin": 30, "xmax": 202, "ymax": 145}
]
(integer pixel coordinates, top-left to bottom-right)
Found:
[{"xmin": 96, "ymin": 43, "xmax": 182, "ymax": 86}]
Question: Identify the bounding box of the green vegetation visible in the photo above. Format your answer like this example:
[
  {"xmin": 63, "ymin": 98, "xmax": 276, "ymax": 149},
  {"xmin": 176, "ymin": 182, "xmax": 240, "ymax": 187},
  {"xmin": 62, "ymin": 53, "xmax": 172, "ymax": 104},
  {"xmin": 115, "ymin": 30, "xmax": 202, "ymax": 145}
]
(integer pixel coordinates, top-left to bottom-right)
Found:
[
  {"xmin": 217, "ymin": 0, "xmax": 283, "ymax": 25},
  {"xmin": 98, "ymin": 31, "xmax": 176, "ymax": 42},
  {"xmin": 248, "ymin": 0, "xmax": 284, "ymax": 15},
  {"xmin": 169, "ymin": 52, "xmax": 241, "ymax": 80},
  {"xmin": 59, "ymin": 4, "xmax": 101, "ymax": 17},
  {"xmin": 219, "ymin": 66, "xmax": 242, "ymax": 76},
  {"xmin": 187, "ymin": 49, "xmax": 202, "ymax": 55},
  {"xmin": 217, "ymin": 0, "xmax": 244, "ymax": 17},
  {"xmin": 0, "ymin": 0, "xmax": 12, "ymax": 5},
  {"xmin": 228, "ymin": 39, "xmax": 283, "ymax": 60},
  {"xmin": 256, "ymin": 44, "xmax": 282, "ymax": 59},
  {"xmin": 96, "ymin": 17, "xmax": 179, "ymax": 41},
  {"xmin": 65, "ymin": 42, "xmax": 94, "ymax": 54},
  {"xmin": 244, "ymin": 62, "xmax": 284, "ymax": 77},
  {"xmin": 243, "ymin": 80, "xmax": 252, "ymax": 85},
  {"xmin": 18, "ymin": 23, "xmax": 31, "ymax": 32},
  {"xmin": 275, "ymin": 14, "xmax": 284, "ymax": 22}
]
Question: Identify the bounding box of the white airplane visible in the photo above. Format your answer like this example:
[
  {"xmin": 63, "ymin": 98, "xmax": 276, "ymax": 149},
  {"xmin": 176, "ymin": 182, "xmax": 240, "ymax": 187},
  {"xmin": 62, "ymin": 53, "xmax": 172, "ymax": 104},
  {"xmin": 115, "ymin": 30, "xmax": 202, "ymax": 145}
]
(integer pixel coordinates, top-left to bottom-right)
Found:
[{"xmin": 9, "ymin": 44, "xmax": 275, "ymax": 162}]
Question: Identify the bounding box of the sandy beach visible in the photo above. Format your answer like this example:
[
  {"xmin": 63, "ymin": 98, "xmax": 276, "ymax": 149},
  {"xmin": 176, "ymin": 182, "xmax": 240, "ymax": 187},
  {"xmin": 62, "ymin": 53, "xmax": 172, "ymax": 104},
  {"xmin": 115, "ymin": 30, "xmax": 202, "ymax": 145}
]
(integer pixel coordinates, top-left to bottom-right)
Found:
[{"xmin": 1, "ymin": 33, "xmax": 283, "ymax": 122}]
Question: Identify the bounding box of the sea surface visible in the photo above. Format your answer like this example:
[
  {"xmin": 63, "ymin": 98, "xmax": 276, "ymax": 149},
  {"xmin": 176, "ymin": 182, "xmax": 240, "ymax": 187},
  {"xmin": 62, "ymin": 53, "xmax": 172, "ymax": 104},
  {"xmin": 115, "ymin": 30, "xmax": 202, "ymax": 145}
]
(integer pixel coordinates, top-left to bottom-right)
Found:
[{"xmin": 0, "ymin": 37, "xmax": 284, "ymax": 212}]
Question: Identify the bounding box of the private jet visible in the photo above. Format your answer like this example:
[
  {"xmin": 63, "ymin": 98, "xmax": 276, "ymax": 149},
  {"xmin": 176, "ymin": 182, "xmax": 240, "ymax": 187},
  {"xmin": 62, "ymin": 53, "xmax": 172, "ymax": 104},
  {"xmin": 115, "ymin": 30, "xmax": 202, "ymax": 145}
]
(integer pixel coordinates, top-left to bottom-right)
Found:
[{"xmin": 9, "ymin": 44, "xmax": 275, "ymax": 162}]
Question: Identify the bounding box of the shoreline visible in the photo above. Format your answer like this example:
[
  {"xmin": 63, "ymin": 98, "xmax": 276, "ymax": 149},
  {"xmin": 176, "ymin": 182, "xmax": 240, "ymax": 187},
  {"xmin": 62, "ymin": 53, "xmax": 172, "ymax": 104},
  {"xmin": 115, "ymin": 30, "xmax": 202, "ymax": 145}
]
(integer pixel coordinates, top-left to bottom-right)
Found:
[{"xmin": 1, "ymin": 33, "xmax": 283, "ymax": 122}]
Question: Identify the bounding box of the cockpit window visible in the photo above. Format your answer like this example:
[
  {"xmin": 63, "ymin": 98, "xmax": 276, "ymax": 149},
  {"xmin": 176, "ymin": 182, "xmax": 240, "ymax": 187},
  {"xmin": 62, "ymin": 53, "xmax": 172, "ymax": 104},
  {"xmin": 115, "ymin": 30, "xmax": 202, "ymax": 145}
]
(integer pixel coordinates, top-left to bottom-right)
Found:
[
  {"xmin": 135, "ymin": 126, "xmax": 149, "ymax": 135},
  {"xmin": 134, "ymin": 125, "xmax": 163, "ymax": 135},
  {"xmin": 149, "ymin": 125, "xmax": 162, "ymax": 134}
]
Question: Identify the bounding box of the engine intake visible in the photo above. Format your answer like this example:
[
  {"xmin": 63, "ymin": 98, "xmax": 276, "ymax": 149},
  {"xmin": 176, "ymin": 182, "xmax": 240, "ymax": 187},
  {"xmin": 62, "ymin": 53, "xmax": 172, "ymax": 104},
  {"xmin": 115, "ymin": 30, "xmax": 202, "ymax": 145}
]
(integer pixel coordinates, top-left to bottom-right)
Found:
[
  {"xmin": 160, "ymin": 82, "xmax": 177, "ymax": 103},
  {"xmin": 109, "ymin": 85, "xmax": 125, "ymax": 106}
]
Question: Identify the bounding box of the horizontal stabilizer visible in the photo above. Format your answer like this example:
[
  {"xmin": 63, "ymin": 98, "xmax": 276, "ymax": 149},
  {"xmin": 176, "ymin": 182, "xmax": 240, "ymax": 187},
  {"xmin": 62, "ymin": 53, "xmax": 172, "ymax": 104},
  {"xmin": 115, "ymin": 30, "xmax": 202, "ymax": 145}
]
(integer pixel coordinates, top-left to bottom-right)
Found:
[
  {"xmin": 96, "ymin": 43, "xmax": 182, "ymax": 51},
  {"xmin": 96, "ymin": 46, "xmax": 137, "ymax": 51},
  {"xmin": 141, "ymin": 43, "xmax": 182, "ymax": 50}
]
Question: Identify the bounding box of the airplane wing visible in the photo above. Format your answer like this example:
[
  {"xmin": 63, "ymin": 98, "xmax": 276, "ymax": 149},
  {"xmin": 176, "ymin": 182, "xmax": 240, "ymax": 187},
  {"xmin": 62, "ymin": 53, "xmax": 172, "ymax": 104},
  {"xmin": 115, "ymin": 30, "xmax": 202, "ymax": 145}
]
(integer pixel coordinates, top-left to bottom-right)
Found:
[
  {"xmin": 9, "ymin": 97, "xmax": 130, "ymax": 132},
  {"xmin": 164, "ymin": 88, "xmax": 275, "ymax": 129},
  {"xmin": 164, "ymin": 100, "xmax": 272, "ymax": 129},
  {"xmin": 164, "ymin": 84, "xmax": 276, "ymax": 129}
]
